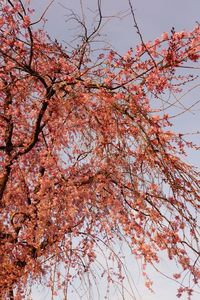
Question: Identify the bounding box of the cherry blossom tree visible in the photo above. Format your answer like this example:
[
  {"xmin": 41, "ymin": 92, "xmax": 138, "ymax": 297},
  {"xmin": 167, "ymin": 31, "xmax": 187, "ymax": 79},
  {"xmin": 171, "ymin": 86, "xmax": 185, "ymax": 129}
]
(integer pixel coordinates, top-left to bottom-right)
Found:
[{"xmin": 0, "ymin": 0, "xmax": 200, "ymax": 299}]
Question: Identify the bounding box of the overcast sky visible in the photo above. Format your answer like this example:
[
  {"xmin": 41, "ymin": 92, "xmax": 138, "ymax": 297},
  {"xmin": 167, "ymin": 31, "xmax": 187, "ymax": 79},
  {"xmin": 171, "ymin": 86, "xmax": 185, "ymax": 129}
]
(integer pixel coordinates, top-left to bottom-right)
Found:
[{"xmin": 30, "ymin": 1, "xmax": 200, "ymax": 299}]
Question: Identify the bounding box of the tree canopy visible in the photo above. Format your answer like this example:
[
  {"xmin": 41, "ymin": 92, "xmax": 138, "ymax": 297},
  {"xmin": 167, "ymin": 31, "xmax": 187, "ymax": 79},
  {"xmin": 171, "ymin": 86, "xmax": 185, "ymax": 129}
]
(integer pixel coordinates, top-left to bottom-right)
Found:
[{"xmin": 0, "ymin": 1, "xmax": 200, "ymax": 299}]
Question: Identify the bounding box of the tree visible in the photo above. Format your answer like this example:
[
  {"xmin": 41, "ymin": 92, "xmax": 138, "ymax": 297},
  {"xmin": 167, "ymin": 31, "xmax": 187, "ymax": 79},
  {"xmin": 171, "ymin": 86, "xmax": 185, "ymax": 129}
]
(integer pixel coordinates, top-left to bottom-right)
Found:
[{"xmin": 0, "ymin": 0, "xmax": 200, "ymax": 299}]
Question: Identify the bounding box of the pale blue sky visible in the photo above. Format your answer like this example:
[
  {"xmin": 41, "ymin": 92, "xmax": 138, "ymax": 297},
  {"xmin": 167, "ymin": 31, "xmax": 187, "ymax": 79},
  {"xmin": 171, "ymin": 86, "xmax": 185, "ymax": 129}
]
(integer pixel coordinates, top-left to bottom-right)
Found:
[{"xmin": 30, "ymin": 1, "xmax": 200, "ymax": 299}]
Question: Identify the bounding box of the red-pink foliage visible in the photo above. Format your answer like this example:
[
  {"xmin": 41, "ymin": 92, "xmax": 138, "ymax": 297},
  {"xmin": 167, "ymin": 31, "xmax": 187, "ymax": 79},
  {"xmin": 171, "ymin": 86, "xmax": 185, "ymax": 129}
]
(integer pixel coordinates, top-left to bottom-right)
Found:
[{"xmin": 0, "ymin": 1, "xmax": 199, "ymax": 299}]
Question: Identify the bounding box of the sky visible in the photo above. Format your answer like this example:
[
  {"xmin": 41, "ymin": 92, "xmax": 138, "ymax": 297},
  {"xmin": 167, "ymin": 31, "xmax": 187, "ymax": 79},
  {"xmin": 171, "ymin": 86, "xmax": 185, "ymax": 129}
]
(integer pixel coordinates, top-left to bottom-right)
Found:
[{"xmin": 29, "ymin": 1, "xmax": 200, "ymax": 299}]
